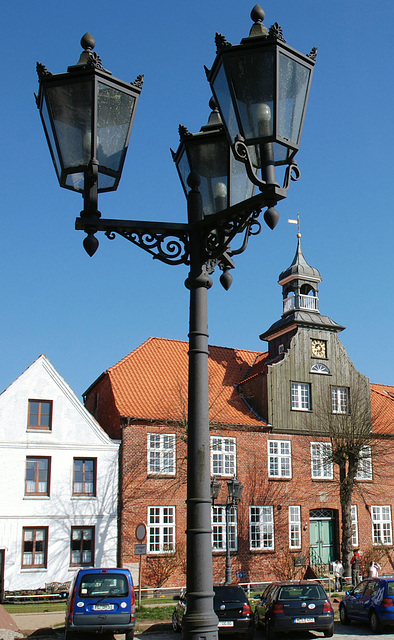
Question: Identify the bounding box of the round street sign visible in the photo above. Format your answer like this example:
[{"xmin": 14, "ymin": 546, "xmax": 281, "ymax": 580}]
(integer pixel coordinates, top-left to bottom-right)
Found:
[{"xmin": 135, "ymin": 522, "xmax": 147, "ymax": 542}]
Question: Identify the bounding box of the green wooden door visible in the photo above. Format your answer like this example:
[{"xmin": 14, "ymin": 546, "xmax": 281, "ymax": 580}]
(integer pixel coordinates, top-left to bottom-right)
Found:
[{"xmin": 310, "ymin": 518, "xmax": 333, "ymax": 564}]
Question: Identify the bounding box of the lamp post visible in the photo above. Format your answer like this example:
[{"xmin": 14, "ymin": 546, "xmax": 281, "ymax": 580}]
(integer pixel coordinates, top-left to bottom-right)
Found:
[
  {"xmin": 211, "ymin": 477, "xmax": 244, "ymax": 585},
  {"xmin": 36, "ymin": 8, "xmax": 315, "ymax": 640}
]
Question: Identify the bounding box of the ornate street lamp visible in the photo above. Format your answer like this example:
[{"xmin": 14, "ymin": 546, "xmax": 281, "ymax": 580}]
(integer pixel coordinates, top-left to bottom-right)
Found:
[
  {"xmin": 36, "ymin": 32, "xmax": 143, "ymax": 250},
  {"xmin": 206, "ymin": 5, "xmax": 316, "ymax": 194},
  {"xmin": 36, "ymin": 8, "xmax": 315, "ymax": 640}
]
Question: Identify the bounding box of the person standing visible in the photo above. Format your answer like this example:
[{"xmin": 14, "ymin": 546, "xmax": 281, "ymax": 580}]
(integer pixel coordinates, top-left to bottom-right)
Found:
[
  {"xmin": 369, "ymin": 560, "xmax": 381, "ymax": 578},
  {"xmin": 332, "ymin": 559, "xmax": 344, "ymax": 591},
  {"xmin": 351, "ymin": 549, "xmax": 361, "ymax": 585}
]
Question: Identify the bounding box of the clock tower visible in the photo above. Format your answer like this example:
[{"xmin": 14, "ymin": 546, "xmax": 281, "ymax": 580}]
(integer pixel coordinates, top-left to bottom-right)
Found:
[
  {"xmin": 260, "ymin": 233, "xmax": 344, "ymax": 361},
  {"xmin": 239, "ymin": 233, "xmax": 370, "ymax": 433}
]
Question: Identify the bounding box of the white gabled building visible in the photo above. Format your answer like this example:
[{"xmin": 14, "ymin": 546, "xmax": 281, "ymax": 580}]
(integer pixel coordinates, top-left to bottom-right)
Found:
[{"xmin": 0, "ymin": 355, "xmax": 119, "ymax": 593}]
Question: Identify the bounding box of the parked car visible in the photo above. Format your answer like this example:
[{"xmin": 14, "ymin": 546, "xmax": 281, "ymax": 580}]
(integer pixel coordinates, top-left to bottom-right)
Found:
[
  {"xmin": 339, "ymin": 575, "xmax": 394, "ymax": 633},
  {"xmin": 65, "ymin": 567, "xmax": 136, "ymax": 640},
  {"xmin": 172, "ymin": 584, "xmax": 254, "ymax": 639},
  {"xmin": 253, "ymin": 580, "xmax": 334, "ymax": 638}
]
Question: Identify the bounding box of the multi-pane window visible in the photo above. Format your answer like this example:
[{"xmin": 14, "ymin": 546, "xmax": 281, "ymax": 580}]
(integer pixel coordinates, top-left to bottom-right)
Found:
[
  {"xmin": 212, "ymin": 506, "xmax": 237, "ymax": 551},
  {"xmin": 147, "ymin": 434, "xmax": 176, "ymax": 475},
  {"xmin": 310, "ymin": 443, "xmax": 333, "ymax": 479},
  {"xmin": 250, "ymin": 506, "xmax": 274, "ymax": 550},
  {"xmin": 148, "ymin": 507, "xmax": 175, "ymax": 553},
  {"xmin": 22, "ymin": 527, "xmax": 47, "ymax": 568},
  {"xmin": 351, "ymin": 505, "xmax": 359, "ymax": 547},
  {"xmin": 211, "ymin": 437, "xmax": 236, "ymax": 477},
  {"xmin": 73, "ymin": 458, "xmax": 96, "ymax": 496},
  {"xmin": 372, "ymin": 506, "xmax": 393, "ymax": 545},
  {"xmin": 27, "ymin": 400, "xmax": 52, "ymax": 430},
  {"xmin": 25, "ymin": 457, "xmax": 50, "ymax": 496},
  {"xmin": 331, "ymin": 386, "xmax": 350, "ymax": 414},
  {"xmin": 356, "ymin": 446, "xmax": 372, "ymax": 480},
  {"xmin": 291, "ymin": 382, "xmax": 311, "ymax": 411},
  {"xmin": 289, "ymin": 506, "xmax": 301, "ymax": 549},
  {"xmin": 70, "ymin": 526, "xmax": 95, "ymax": 566},
  {"xmin": 268, "ymin": 440, "xmax": 292, "ymax": 478}
]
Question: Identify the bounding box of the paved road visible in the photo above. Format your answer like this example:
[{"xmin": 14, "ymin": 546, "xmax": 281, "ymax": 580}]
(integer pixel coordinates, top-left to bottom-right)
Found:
[{"xmin": 8, "ymin": 612, "xmax": 394, "ymax": 640}]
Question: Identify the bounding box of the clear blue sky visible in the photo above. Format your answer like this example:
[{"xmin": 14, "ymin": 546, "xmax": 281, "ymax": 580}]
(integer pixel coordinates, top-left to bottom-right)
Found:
[{"xmin": 1, "ymin": 0, "xmax": 393, "ymax": 398}]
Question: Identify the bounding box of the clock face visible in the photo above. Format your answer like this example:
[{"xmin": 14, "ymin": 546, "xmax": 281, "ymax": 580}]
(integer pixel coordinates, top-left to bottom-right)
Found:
[{"xmin": 311, "ymin": 339, "xmax": 326, "ymax": 358}]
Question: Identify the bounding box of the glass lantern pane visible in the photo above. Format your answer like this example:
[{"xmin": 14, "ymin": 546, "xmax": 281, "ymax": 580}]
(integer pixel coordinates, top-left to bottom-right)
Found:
[
  {"xmin": 214, "ymin": 51, "xmax": 275, "ymax": 143},
  {"xmin": 97, "ymin": 82, "xmax": 136, "ymax": 173},
  {"xmin": 278, "ymin": 52, "xmax": 311, "ymax": 145},
  {"xmin": 44, "ymin": 81, "xmax": 93, "ymax": 169},
  {"xmin": 188, "ymin": 137, "xmax": 229, "ymax": 216},
  {"xmin": 177, "ymin": 148, "xmax": 191, "ymax": 195},
  {"xmin": 230, "ymin": 157, "xmax": 255, "ymax": 206}
]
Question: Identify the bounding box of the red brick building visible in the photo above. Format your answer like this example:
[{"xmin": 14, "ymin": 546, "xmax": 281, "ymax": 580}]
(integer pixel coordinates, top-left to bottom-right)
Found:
[{"xmin": 84, "ymin": 238, "xmax": 394, "ymax": 587}]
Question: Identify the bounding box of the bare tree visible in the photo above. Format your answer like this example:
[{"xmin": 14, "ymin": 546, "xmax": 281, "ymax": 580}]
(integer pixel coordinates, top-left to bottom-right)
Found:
[{"xmin": 312, "ymin": 377, "xmax": 387, "ymax": 577}]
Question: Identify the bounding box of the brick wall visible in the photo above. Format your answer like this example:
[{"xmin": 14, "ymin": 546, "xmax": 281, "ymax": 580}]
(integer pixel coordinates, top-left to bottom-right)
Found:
[{"xmin": 118, "ymin": 422, "xmax": 394, "ymax": 587}]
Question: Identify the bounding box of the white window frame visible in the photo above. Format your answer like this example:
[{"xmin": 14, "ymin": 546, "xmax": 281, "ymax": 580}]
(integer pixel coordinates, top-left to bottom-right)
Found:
[
  {"xmin": 351, "ymin": 505, "xmax": 359, "ymax": 547},
  {"xmin": 311, "ymin": 442, "xmax": 333, "ymax": 479},
  {"xmin": 147, "ymin": 506, "xmax": 176, "ymax": 553},
  {"xmin": 268, "ymin": 440, "xmax": 292, "ymax": 478},
  {"xmin": 249, "ymin": 506, "xmax": 274, "ymax": 550},
  {"xmin": 211, "ymin": 505, "xmax": 237, "ymax": 551},
  {"xmin": 291, "ymin": 382, "xmax": 311, "ymax": 411},
  {"xmin": 147, "ymin": 433, "xmax": 176, "ymax": 475},
  {"xmin": 289, "ymin": 506, "xmax": 301, "ymax": 549},
  {"xmin": 372, "ymin": 506, "xmax": 393, "ymax": 545},
  {"xmin": 331, "ymin": 386, "xmax": 350, "ymax": 414},
  {"xmin": 356, "ymin": 445, "xmax": 372, "ymax": 480},
  {"xmin": 210, "ymin": 437, "xmax": 236, "ymax": 477}
]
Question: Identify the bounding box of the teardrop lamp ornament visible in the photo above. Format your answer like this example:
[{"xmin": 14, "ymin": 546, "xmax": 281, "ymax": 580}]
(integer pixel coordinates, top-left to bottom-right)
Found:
[
  {"xmin": 264, "ymin": 206, "xmax": 280, "ymax": 230},
  {"xmin": 83, "ymin": 233, "xmax": 99, "ymax": 256},
  {"xmin": 220, "ymin": 269, "xmax": 233, "ymax": 290}
]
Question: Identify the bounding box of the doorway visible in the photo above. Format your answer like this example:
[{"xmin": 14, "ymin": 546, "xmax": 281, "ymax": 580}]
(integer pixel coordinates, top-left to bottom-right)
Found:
[{"xmin": 309, "ymin": 509, "xmax": 335, "ymax": 565}]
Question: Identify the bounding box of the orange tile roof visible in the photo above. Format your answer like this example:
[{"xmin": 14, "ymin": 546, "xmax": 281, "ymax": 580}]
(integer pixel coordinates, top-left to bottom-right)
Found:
[
  {"xmin": 106, "ymin": 337, "xmax": 266, "ymax": 427},
  {"xmin": 371, "ymin": 382, "xmax": 394, "ymax": 435}
]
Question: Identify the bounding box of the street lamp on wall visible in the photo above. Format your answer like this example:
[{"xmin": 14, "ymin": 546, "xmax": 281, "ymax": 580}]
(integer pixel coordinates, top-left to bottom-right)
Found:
[
  {"xmin": 36, "ymin": 8, "xmax": 315, "ymax": 640},
  {"xmin": 211, "ymin": 476, "xmax": 244, "ymax": 585}
]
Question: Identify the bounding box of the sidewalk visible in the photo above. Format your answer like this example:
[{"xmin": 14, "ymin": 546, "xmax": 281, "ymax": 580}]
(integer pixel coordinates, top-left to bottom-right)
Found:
[{"xmin": 9, "ymin": 611, "xmax": 174, "ymax": 639}]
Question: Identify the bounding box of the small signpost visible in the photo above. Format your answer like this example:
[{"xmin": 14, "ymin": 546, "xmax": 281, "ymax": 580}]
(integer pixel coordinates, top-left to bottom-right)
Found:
[{"xmin": 135, "ymin": 523, "xmax": 147, "ymax": 608}]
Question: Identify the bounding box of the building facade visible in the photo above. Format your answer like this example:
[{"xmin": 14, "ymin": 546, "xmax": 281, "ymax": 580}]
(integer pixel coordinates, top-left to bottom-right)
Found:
[
  {"xmin": 0, "ymin": 355, "xmax": 119, "ymax": 595},
  {"xmin": 84, "ymin": 239, "xmax": 394, "ymax": 588}
]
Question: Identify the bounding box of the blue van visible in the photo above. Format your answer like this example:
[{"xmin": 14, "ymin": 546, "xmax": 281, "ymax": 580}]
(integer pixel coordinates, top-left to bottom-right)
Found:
[{"xmin": 65, "ymin": 568, "xmax": 136, "ymax": 640}]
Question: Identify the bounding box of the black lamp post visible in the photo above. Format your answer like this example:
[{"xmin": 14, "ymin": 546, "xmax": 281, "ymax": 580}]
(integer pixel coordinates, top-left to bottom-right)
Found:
[
  {"xmin": 36, "ymin": 9, "xmax": 315, "ymax": 640},
  {"xmin": 211, "ymin": 476, "xmax": 244, "ymax": 584}
]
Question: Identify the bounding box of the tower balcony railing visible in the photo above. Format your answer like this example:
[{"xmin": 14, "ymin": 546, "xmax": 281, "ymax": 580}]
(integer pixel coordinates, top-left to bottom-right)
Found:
[{"xmin": 283, "ymin": 294, "xmax": 319, "ymax": 314}]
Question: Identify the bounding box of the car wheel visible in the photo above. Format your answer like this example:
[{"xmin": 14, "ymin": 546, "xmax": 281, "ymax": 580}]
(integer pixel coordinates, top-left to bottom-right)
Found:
[
  {"xmin": 64, "ymin": 629, "xmax": 75, "ymax": 640},
  {"xmin": 125, "ymin": 631, "xmax": 134, "ymax": 640},
  {"xmin": 370, "ymin": 610, "xmax": 383, "ymax": 634},
  {"xmin": 339, "ymin": 604, "xmax": 351, "ymax": 625},
  {"xmin": 172, "ymin": 611, "xmax": 181, "ymax": 632},
  {"xmin": 265, "ymin": 619, "xmax": 275, "ymax": 640},
  {"xmin": 254, "ymin": 609, "xmax": 260, "ymax": 629},
  {"xmin": 323, "ymin": 623, "xmax": 334, "ymax": 637}
]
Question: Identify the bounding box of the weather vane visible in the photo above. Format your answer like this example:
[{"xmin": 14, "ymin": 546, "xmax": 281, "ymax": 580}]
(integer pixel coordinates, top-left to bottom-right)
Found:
[{"xmin": 288, "ymin": 212, "xmax": 301, "ymax": 236}]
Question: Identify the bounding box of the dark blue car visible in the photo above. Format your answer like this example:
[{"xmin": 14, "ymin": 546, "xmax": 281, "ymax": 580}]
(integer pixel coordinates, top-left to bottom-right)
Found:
[{"xmin": 339, "ymin": 576, "xmax": 394, "ymax": 633}]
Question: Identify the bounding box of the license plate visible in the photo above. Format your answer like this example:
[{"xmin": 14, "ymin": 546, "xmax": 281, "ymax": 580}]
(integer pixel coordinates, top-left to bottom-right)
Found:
[
  {"xmin": 294, "ymin": 617, "xmax": 315, "ymax": 623},
  {"xmin": 93, "ymin": 604, "xmax": 115, "ymax": 611},
  {"xmin": 218, "ymin": 621, "xmax": 234, "ymax": 627}
]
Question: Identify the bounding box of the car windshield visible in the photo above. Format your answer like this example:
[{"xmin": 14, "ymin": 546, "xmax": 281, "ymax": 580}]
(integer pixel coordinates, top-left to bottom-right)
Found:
[
  {"xmin": 387, "ymin": 581, "xmax": 394, "ymax": 596},
  {"xmin": 278, "ymin": 584, "xmax": 326, "ymax": 601},
  {"xmin": 213, "ymin": 586, "xmax": 247, "ymax": 604},
  {"xmin": 79, "ymin": 573, "xmax": 129, "ymax": 597}
]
